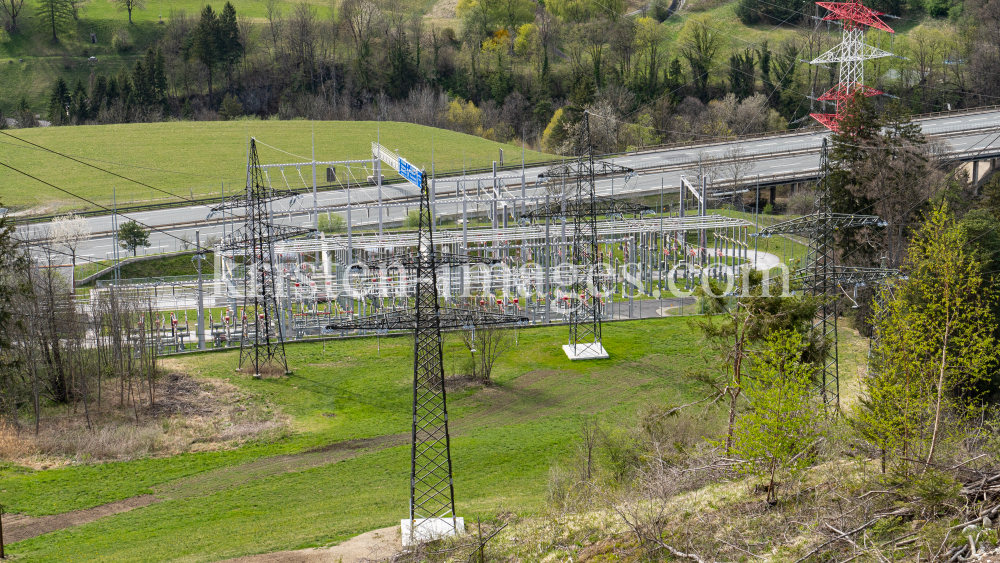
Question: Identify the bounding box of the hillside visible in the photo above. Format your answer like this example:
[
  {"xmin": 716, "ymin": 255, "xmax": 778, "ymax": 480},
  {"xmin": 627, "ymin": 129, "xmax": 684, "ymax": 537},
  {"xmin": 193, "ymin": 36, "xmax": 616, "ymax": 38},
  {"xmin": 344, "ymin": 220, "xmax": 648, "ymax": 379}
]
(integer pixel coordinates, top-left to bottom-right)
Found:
[
  {"xmin": 0, "ymin": 317, "xmax": 876, "ymax": 562},
  {"xmin": 2, "ymin": 0, "xmax": 980, "ymax": 163},
  {"xmin": 0, "ymin": 120, "xmax": 551, "ymax": 212}
]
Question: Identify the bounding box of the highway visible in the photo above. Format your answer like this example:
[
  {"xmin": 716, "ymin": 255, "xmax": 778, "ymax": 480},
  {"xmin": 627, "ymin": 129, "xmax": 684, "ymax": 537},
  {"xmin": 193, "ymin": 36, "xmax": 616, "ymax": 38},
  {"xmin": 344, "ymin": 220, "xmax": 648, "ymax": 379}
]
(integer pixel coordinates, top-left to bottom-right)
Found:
[{"xmin": 25, "ymin": 108, "xmax": 1000, "ymax": 270}]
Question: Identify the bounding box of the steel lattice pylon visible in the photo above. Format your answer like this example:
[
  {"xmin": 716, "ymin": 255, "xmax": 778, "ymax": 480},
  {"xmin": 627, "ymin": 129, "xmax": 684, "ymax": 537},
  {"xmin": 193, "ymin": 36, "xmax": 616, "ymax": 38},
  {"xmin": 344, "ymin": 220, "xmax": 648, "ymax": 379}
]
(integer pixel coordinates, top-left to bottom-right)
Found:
[
  {"xmin": 756, "ymin": 139, "xmax": 884, "ymax": 406},
  {"xmin": 810, "ymin": 0, "xmax": 895, "ymax": 131},
  {"xmin": 213, "ymin": 139, "xmax": 313, "ymax": 376},
  {"xmin": 326, "ymin": 166, "xmax": 524, "ymax": 546},
  {"xmin": 526, "ymin": 113, "xmax": 647, "ymax": 359}
]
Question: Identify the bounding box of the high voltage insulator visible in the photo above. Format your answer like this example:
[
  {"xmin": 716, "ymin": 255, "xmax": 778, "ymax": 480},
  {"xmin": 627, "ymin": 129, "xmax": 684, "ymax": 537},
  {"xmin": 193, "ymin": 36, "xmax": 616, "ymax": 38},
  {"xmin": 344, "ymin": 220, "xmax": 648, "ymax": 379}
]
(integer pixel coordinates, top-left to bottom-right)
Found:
[{"xmin": 809, "ymin": 0, "xmax": 896, "ymax": 131}]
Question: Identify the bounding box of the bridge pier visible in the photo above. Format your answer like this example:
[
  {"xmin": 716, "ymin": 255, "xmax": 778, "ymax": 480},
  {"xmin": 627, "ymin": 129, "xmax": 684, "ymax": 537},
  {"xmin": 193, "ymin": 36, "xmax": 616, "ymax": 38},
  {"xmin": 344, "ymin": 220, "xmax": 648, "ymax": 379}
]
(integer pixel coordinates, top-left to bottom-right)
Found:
[{"xmin": 965, "ymin": 159, "xmax": 996, "ymax": 195}]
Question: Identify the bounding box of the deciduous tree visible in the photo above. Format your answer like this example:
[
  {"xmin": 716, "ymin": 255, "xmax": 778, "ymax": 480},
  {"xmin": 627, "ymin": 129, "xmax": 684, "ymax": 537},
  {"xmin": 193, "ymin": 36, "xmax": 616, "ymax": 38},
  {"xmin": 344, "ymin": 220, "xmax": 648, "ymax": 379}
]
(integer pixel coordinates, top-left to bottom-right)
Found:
[
  {"xmin": 117, "ymin": 220, "xmax": 149, "ymax": 256},
  {"xmin": 109, "ymin": 0, "xmax": 145, "ymax": 24},
  {"xmin": 732, "ymin": 330, "xmax": 819, "ymax": 504},
  {"xmin": 0, "ymin": 0, "xmax": 25, "ymax": 31},
  {"xmin": 859, "ymin": 205, "xmax": 997, "ymax": 473}
]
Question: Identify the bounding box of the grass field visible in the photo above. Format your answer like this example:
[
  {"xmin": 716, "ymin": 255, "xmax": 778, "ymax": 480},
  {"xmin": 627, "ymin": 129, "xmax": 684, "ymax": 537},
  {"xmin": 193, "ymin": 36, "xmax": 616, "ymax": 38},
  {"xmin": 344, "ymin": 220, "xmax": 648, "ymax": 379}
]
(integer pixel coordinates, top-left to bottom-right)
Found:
[
  {"xmin": 0, "ymin": 0, "xmax": 337, "ymax": 113},
  {"xmin": 0, "ymin": 120, "xmax": 552, "ymax": 212},
  {"xmin": 0, "ymin": 316, "xmax": 868, "ymax": 562}
]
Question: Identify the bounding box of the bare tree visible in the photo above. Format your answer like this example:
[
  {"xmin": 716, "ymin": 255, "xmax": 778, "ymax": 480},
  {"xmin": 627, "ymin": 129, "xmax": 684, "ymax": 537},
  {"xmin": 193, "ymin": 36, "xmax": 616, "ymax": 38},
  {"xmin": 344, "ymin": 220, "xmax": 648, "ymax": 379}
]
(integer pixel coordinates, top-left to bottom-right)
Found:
[
  {"xmin": 721, "ymin": 146, "xmax": 754, "ymax": 189},
  {"xmin": 0, "ymin": 0, "xmax": 26, "ymax": 30},
  {"xmin": 341, "ymin": 0, "xmax": 382, "ymax": 93},
  {"xmin": 265, "ymin": 0, "xmax": 285, "ymax": 56},
  {"xmin": 49, "ymin": 213, "xmax": 90, "ymax": 288},
  {"xmin": 109, "ymin": 0, "xmax": 146, "ymax": 24},
  {"xmin": 460, "ymin": 324, "xmax": 512, "ymax": 383},
  {"xmin": 236, "ymin": 13, "xmax": 257, "ymax": 72}
]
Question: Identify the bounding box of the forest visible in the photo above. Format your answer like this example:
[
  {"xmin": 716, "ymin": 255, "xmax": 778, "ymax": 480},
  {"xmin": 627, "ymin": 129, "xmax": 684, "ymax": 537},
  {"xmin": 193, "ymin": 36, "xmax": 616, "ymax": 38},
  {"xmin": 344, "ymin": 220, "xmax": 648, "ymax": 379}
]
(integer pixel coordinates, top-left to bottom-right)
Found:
[{"xmin": 2, "ymin": 0, "xmax": 999, "ymax": 154}]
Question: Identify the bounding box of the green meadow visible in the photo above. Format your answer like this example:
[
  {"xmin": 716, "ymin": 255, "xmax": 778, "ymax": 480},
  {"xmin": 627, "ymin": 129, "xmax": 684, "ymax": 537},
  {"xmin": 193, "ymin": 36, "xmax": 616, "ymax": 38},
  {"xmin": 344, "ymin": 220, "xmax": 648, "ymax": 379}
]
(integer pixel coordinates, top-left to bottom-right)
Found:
[
  {"xmin": 0, "ymin": 120, "xmax": 552, "ymax": 211},
  {"xmin": 3, "ymin": 316, "xmax": 841, "ymax": 562}
]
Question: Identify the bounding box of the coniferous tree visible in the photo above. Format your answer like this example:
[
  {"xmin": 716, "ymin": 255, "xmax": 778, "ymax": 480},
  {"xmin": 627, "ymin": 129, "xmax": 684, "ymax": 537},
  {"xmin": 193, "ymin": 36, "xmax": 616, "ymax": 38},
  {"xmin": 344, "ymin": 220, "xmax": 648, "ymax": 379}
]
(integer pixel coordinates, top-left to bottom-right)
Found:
[
  {"xmin": 192, "ymin": 5, "xmax": 220, "ymax": 105},
  {"xmin": 69, "ymin": 79, "xmax": 88, "ymax": 122},
  {"xmin": 132, "ymin": 59, "xmax": 151, "ymax": 109},
  {"xmin": 729, "ymin": 49, "xmax": 756, "ymax": 100},
  {"xmin": 153, "ymin": 47, "xmax": 168, "ymax": 110},
  {"xmin": 17, "ymin": 96, "xmax": 37, "ymax": 128},
  {"xmin": 217, "ymin": 2, "xmax": 241, "ymax": 89},
  {"xmin": 47, "ymin": 77, "xmax": 69, "ymax": 124},
  {"xmin": 664, "ymin": 58, "xmax": 684, "ymax": 105},
  {"xmin": 37, "ymin": 0, "xmax": 72, "ymax": 42},
  {"xmin": 90, "ymin": 74, "xmax": 108, "ymax": 116},
  {"xmin": 106, "ymin": 73, "xmax": 120, "ymax": 107},
  {"xmin": 116, "ymin": 67, "xmax": 133, "ymax": 108}
]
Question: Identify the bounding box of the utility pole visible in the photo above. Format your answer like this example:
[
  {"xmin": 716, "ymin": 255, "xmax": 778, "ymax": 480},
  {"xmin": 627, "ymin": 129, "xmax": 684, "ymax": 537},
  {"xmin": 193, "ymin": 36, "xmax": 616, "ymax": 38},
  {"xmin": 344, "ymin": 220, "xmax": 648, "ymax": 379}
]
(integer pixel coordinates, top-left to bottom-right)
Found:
[
  {"xmin": 312, "ymin": 126, "xmax": 318, "ymax": 230},
  {"xmin": 196, "ymin": 230, "xmax": 205, "ymax": 350}
]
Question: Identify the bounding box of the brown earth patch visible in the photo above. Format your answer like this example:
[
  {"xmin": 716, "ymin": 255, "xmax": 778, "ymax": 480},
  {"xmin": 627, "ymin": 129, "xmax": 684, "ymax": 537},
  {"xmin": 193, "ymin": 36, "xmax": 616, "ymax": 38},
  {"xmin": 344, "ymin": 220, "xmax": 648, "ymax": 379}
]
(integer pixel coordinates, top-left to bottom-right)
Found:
[
  {"xmin": 2, "ymin": 495, "xmax": 159, "ymax": 545},
  {"xmin": 216, "ymin": 525, "xmax": 400, "ymax": 563},
  {"xmin": 0, "ymin": 372, "xmax": 288, "ymax": 466}
]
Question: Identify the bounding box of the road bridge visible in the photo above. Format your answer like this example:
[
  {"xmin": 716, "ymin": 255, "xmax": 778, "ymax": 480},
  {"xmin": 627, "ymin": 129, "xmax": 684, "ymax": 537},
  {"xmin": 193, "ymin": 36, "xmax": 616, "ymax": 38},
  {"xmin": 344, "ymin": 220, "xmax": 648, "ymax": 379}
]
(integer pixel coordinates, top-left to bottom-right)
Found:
[{"xmin": 22, "ymin": 107, "xmax": 1000, "ymax": 269}]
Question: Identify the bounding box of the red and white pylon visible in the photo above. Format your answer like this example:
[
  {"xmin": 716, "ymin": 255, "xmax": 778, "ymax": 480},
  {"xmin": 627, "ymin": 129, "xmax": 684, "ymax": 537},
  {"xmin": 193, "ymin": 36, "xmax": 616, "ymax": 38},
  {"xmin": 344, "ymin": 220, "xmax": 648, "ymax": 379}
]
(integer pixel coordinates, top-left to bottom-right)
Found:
[{"xmin": 810, "ymin": 0, "xmax": 895, "ymax": 131}]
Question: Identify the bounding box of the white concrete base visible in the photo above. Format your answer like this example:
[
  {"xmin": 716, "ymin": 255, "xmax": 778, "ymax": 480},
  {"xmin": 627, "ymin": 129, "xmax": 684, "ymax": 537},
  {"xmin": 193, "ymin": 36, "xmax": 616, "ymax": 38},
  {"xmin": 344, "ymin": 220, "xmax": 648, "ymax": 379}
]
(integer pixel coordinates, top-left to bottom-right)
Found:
[
  {"xmin": 563, "ymin": 343, "xmax": 610, "ymax": 360},
  {"xmin": 401, "ymin": 517, "xmax": 465, "ymax": 547}
]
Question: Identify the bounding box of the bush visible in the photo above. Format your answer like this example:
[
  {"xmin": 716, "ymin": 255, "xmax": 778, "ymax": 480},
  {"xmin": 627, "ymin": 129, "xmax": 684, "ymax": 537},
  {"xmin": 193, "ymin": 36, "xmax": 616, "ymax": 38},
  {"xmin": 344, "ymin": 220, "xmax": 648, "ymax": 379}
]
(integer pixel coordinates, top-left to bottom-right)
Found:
[
  {"xmin": 112, "ymin": 28, "xmax": 132, "ymax": 52},
  {"xmin": 318, "ymin": 213, "xmax": 346, "ymax": 233},
  {"xmin": 762, "ymin": 203, "xmax": 774, "ymax": 215},
  {"xmin": 404, "ymin": 210, "xmax": 421, "ymax": 228},
  {"xmin": 926, "ymin": 0, "xmax": 950, "ymax": 17},
  {"xmin": 735, "ymin": 0, "xmax": 761, "ymax": 23},
  {"xmin": 219, "ymin": 94, "xmax": 243, "ymax": 120},
  {"xmin": 788, "ymin": 191, "xmax": 815, "ymax": 215}
]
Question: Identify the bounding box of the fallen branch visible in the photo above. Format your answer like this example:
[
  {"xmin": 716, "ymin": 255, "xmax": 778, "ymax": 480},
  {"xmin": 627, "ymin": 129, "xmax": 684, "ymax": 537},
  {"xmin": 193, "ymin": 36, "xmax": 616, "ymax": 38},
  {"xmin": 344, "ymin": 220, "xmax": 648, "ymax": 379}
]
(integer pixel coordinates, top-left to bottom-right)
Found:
[
  {"xmin": 825, "ymin": 524, "xmax": 859, "ymax": 550},
  {"xmin": 791, "ymin": 518, "xmax": 879, "ymax": 563},
  {"xmin": 651, "ymin": 538, "xmax": 711, "ymax": 563},
  {"xmin": 856, "ymin": 490, "xmax": 893, "ymax": 501}
]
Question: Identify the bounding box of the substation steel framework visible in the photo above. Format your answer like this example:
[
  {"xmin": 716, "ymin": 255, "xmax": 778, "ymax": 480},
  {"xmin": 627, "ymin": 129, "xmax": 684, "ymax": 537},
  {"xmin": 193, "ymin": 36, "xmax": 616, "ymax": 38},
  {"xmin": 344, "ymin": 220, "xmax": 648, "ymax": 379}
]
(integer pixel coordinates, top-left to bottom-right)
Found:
[
  {"xmin": 526, "ymin": 112, "xmax": 650, "ymax": 359},
  {"xmin": 810, "ymin": 0, "xmax": 896, "ymax": 131},
  {"xmin": 326, "ymin": 147, "xmax": 525, "ymax": 546},
  {"xmin": 211, "ymin": 138, "xmax": 314, "ymax": 376},
  {"xmin": 755, "ymin": 139, "xmax": 885, "ymax": 407}
]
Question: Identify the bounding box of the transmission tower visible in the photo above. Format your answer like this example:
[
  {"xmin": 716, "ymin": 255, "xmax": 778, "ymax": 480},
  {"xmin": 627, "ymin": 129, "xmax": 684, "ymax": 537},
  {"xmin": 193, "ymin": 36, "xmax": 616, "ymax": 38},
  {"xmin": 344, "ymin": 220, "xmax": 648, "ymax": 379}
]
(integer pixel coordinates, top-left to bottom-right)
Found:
[
  {"xmin": 211, "ymin": 138, "xmax": 313, "ymax": 376},
  {"xmin": 327, "ymin": 147, "xmax": 525, "ymax": 547},
  {"xmin": 755, "ymin": 139, "xmax": 885, "ymax": 406},
  {"xmin": 810, "ymin": 0, "xmax": 896, "ymax": 131},
  {"xmin": 527, "ymin": 112, "xmax": 648, "ymax": 360}
]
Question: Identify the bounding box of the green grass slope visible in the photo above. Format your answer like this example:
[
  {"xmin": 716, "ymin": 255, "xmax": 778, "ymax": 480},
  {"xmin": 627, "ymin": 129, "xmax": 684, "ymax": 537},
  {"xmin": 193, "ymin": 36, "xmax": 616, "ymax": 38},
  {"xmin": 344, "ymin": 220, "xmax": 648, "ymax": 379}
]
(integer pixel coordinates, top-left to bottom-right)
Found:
[
  {"xmin": 3, "ymin": 318, "xmax": 719, "ymax": 562},
  {"xmin": 3, "ymin": 317, "xmax": 869, "ymax": 562},
  {"xmin": 0, "ymin": 120, "xmax": 552, "ymax": 211}
]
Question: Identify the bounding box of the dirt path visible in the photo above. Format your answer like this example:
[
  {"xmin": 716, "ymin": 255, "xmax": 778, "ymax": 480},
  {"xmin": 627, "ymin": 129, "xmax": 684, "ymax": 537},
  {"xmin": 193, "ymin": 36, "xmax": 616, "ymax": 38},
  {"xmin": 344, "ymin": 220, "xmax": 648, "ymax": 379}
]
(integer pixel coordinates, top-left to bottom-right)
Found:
[
  {"xmin": 217, "ymin": 526, "xmax": 400, "ymax": 563},
  {"xmin": 155, "ymin": 433, "xmax": 409, "ymax": 500},
  {"xmin": 0, "ymin": 434, "xmax": 406, "ymax": 548},
  {"xmin": 2, "ymin": 495, "xmax": 159, "ymax": 545}
]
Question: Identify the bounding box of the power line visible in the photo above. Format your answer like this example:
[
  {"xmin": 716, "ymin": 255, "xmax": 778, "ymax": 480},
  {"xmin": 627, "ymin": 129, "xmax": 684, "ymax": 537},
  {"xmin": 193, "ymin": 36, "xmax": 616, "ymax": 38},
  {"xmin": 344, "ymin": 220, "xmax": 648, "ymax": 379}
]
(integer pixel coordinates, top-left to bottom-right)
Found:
[
  {"xmin": 0, "ymin": 159, "xmax": 219, "ymax": 263},
  {"xmin": 0, "ymin": 138, "xmax": 239, "ymax": 182},
  {"xmin": 0, "ymin": 130, "xmax": 210, "ymax": 205}
]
